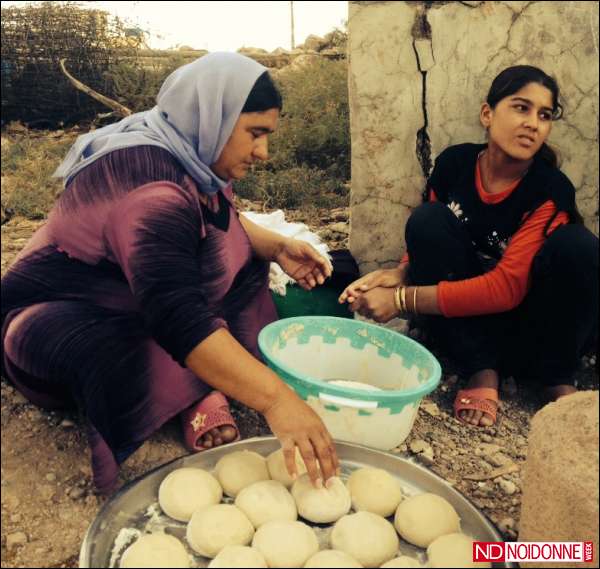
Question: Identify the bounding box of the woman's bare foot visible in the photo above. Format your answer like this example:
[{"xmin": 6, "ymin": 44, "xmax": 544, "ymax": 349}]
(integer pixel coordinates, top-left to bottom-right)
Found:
[
  {"xmin": 458, "ymin": 369, "xmax": 499, "ymax": 427},
  {"xmin": 198, "ymin": 426, "xmax": 238, "ymax": 449}
]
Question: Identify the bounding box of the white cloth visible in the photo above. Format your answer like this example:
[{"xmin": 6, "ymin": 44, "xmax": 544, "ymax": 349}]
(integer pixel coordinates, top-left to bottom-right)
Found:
[{"xmin": 241, "ymin": 210, "xmax": 331, "ymax": 296}]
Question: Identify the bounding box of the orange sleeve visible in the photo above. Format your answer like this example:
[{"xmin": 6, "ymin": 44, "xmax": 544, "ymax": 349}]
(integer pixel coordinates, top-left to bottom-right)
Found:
[
  {"xmin": 402, "ymin": 189, "xmax": 438, "ymax": 264},
  {"xmin": 437, "ymin": 201, "xmax": 568, "ymax": 317}
]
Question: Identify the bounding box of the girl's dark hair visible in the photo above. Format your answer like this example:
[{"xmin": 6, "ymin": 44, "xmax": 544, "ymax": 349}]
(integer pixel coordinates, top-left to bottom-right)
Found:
[
  {"xmin": 487, "ymin": 65, "xmax": 562, "ymax": 168},
  {"xmin": 241, "ymin": 71, "xmax": 282, "ymax": 113}
]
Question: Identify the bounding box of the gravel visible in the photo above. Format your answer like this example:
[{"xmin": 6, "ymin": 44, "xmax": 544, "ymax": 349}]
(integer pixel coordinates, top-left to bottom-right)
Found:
[
  {"xmin": 498, "ymin": 479, "xmax": 518, "ymax": 496},
  {"xmin": 69, "ymin": 487, "xmax": 86, "ymax": 500}
]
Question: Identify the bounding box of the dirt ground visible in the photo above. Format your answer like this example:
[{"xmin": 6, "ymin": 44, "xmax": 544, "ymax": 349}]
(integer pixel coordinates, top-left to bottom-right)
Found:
[{"xmin": 1, "ymin": 211, "xmax": 598, "ymax": 568}]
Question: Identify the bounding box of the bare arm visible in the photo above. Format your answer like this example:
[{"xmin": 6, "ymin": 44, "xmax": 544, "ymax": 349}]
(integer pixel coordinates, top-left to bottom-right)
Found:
[
  {"xmin": 346, "ymin": 283, "xmax": 442, "ymax": 322},
  {"xmin": 339, "ymin": 261, "xmax": 409, "ymax": 303},
  {"xmin": 239, "ymin": 214, "xmax": 332, "ymax": 289},
  {"xmin": 403, "ymin": 284, "xmax": 442, "ymax": 315},
  {"xmin": 239, "ymin": 214, "xmax": 285, "ymax": 261},
  {"xmin": 185, "ymin": 328, "xmax": 339, "ymax": 485}
]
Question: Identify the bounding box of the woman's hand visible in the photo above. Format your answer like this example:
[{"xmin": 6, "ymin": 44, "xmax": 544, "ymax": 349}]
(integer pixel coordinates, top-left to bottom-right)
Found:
[
  {"xmin": 275, "ymin": 238, "xmax": 332, "ymax": 291},
  {"xmin": 347, "ymin": 286, "xmax": 401, "ymax": 323},
  {"xmin": 339, "ymin": 264, "xmax": 408, "ymax": 304},
  {"xmin": 262, "ymin": 387, "xmax": 339, "ymax": 487}
]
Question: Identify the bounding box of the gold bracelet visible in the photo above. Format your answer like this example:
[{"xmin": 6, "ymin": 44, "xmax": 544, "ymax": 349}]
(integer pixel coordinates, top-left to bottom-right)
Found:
[
  {"xmin": 413, "ymin": 286, "xmax": 419, "ymax": 315},
  {"xmin": 394, "ymin": 287, "xmax": 402, "ymax": 313},
  {"xmin": 400, "ymin": 286, "xmax": 407, "ymax": 313}
]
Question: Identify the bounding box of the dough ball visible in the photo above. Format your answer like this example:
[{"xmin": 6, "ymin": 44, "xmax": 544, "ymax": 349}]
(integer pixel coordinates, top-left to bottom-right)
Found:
[
  {"xmin": 215, "ymin": 450, "xmax": 270, "ymax": 497},
  {"xmin": 207, "ymin": 545, "xmax": 267, "ymax": 568},
  {"xmin": 234, "ymin": 480, "xmax": 297, "ymax": 528},
  {"xmin": 380, "ymin": 556, "xmax": 422, "ymax": 568},
  {"xmin": 291, "ymin": 474, "xmax": 351, "ymax": 523},
  {"xmin": 120, "ymin": 533, "xmax": 189, "ymax": 568},
  {"xmin": 304, "ymin": 549, "xmax": 364, "ymax": 568},
  {"xmin": 266, "ymin": 447, "xmax": 307, "ymax": 488},
  {"xmin": 330, "ymin": 511, "xmax": 399, "ymax": 568},
  {"xmin": 427, "ymin": 533, "xmax": 490, "ymax": 568},
  {"xmin": 158, "ymin": 467, "xmax": 222, "ymax": 522},
  {"xmin": 394, "ymin": 493, "xmax": 460, "ymax": 547},
  {"xmin": 186, "ymin": 504, "xmax": 254, "ymax": 558},
  {"xmin": 347, "ymin": 467, "xmax": 403, "ymax": 517},
  {"xmin": 252, "ymin": 520, "xmax": 319, "ymax": 568}
]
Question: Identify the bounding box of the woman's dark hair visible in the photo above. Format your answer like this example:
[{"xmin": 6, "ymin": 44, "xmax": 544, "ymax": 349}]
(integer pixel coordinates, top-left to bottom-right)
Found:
[
  {"xmin": 487, "ymin": 65, "xmax": 562, "ymax": 168},
  {"xmin": 241, "ymin": 71, "xmax": 283, "ymax": 113}
]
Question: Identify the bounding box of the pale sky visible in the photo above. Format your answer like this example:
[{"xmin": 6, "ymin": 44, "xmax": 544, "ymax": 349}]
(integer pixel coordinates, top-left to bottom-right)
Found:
[{"xmin": 1, "ymin": 1, "xmax": 348, "ymax": 51}]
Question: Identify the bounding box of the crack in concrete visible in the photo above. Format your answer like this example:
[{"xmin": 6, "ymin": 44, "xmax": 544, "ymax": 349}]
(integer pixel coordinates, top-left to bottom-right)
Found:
[
  {"xmin": 366, "ymin": 257, "xmax": 404, "ymax": 266},
  {"xmin": 564, "ymin": 82, "xmax": 600, "ymax": 118},
  {"xmin": 483, "ymin": 2, "xmax": 540, "ymax": 75},
  {"xmin": 457, "ymin": 1, "xmax": 484, "ymax": 8},
  {"xmin": 505, "ymin": 1, "xmax": 538, "ymax": 52},
  {"xmin": 560, "ymin": 117, "xmax": 598, "ymax": 143},
  {"xmin": 351, "ymin": 194, "xmax": 418, "ymax": 208},
  {"xmin": 412, "ymin": 5, "xmax": 433, "ymax": 180}
]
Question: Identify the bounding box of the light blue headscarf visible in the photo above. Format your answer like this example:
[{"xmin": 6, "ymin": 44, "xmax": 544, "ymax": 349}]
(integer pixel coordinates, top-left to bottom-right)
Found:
[{"xmin": 53, "ymin": 52, "xmax": 267, "ymax": 194}]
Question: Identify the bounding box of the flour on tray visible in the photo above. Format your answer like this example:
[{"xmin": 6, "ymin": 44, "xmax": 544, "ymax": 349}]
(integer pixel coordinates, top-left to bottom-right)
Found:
[{"xmin": 109, "ymin": 527, "xmax": 141, "ymax": 568}]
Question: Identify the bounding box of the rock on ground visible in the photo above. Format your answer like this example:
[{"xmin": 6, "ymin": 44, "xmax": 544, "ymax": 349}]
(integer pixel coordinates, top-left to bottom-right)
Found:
[{"xmin": 519, "ymin": 391, "xmax": 599, "ymax": 568}]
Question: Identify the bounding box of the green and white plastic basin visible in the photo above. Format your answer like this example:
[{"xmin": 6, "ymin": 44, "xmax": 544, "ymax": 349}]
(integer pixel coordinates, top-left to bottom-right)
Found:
[{"xmin": 258, "ymin": 316, "xmax": 442, "ymax": 450}]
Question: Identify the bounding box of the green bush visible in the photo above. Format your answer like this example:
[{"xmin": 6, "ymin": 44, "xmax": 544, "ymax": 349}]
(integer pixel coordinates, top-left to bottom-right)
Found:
[
  {"xmin": 235, "ymin": 58, "xmax": 350, "ymax": 209},
  {"xmin": 235, "ymin": 166, "xmax": 348, "ymax": 210},
  {"xmin": 107, "ymin": 53, "xmax": 189, "ymax": 112}
]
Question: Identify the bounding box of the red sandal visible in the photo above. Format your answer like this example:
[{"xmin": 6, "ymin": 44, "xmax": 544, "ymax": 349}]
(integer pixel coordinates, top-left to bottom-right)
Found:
[
  {"xmin": 181, "ymin": 391, "xmax": 241, "ymax": 452},
  {"xmin": 454, "ymin": 387, "xmax": 499, "ymax": 426}
]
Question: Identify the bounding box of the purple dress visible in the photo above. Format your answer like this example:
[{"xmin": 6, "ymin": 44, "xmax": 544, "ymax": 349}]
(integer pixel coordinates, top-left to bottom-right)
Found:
[{"xmin": 1, "ymin": 147, "xmax": 277, "ymax": 492}]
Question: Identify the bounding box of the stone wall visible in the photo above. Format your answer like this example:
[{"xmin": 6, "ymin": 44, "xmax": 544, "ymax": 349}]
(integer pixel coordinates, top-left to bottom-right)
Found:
[{"xmin": 348, "ymin": 1, "xmax": 599, "ymax": 273}]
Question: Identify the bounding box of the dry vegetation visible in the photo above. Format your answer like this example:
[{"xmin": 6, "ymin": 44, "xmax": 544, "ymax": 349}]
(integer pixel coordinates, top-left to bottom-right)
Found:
[{"xmin": 1, "ymin": 2, "xmax": 350, "ymax": 219}]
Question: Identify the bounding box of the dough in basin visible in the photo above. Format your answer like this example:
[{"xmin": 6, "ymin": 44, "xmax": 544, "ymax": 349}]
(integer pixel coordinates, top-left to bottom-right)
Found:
[
  {"xmin": 120, "ymin": 533, "xmax": 189, "ymax": 568},
  {"xmin": 427, "ymin": 533, "xmax": 490, "ymax": 568},
  {"xmin": 158, "ymin": 467, "xmax": 222, "ymax": 522},
  {"xmin": 346, "ymin": 467, "xmax": 403, "ymax": 517},
  {"xmin": 252, "ymin": 520, "xmax": 319, "ymax": 568},
  {"xmin": 330, "ymin": 511, "xmax": 399, "ymax": 568},
  {"xmin": 304, "ymin": 549, "xmax": 364, "ymax": 568},
  {"xmin": 234, "ymin": 480, "xmax": 297, "ymax": 528},
  {"xmin": 186, "ymin": 504, "xmax": 254, "ymax": 558},
  {"xmin": 207, "ymin": 545, "xmax": 267, "ymax": 568},
  {"xmin": 266, "ymin": 447, "xmax": 307, "ymax": 488},
  {"xmin": 394, "ymin": 493, "xmax": 460, "ymax": 547},
  {"xmin": 214, "ymin": 450, "xmax": 270, "ymax": 497},
  {"xmin": 291, "ymin": 474, "xmax": 351, "ymax": 523}
]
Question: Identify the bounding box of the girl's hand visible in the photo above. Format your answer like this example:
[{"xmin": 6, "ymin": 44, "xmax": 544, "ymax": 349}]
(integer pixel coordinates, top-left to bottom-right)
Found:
[
  {"xmin": 339, "ymin": 265, "xmax": 407, "ymax": 304},
  {"xmin": 347, "ymin": 286, "xmax": 401, "ymax": 323},
  {"xmin": 275, "ymin": 239, "xmax": 332, "ymax": 290}
]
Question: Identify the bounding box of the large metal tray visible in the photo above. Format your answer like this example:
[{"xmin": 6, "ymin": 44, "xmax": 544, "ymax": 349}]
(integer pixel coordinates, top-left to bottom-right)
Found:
[{"xmin": 80, "ymin": 436, "xmax": 513, "ymax": 568}]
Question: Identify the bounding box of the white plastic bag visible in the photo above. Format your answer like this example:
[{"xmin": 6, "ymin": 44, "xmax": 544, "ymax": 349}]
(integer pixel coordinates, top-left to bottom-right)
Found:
[{"xmin": 241, "ymin": 210, "xmax": 331, "ymax": 296}]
